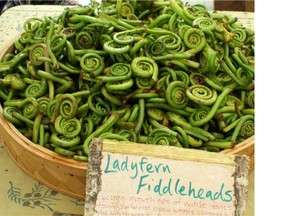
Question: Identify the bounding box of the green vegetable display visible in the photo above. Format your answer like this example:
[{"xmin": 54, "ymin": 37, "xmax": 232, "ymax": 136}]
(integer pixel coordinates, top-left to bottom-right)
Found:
[{"xmin": 0, "ymin": 0, "xmax": 254, "ymax": 161}]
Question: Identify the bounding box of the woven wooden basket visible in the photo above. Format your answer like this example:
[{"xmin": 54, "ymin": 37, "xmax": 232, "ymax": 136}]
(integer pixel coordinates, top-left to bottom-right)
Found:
[{"xmin": 0, "ymin": 42, "xmax": 254, "ymax": 201}]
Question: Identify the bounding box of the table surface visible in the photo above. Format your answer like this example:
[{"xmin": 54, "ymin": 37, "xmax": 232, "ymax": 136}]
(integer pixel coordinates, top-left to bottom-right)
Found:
[{"xmin": 0, "ymin": 5, "xmax": 254, "ymax": 216}]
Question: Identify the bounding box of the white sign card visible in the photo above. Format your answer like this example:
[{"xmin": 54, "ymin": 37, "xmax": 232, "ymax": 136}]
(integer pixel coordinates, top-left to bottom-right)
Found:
[{"xmin": 85, "ymin": 139, "xmax": 249, "ymax": 216}]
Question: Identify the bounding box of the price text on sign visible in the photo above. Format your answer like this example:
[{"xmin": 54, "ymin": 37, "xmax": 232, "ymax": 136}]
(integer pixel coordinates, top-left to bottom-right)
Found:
[{"xmin": 85, "ymin": 139, "xmax": 248, "ymax": 216}]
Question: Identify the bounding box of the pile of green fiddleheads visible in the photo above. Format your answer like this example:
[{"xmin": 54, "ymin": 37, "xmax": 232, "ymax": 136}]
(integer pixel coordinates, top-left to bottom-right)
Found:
[{"xmin": 0, "ymin": 0, "xmax": 254, "ymax": 161}]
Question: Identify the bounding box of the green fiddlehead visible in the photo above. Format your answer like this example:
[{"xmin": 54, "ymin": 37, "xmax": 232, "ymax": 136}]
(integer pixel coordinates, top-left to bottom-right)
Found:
[
  {"xmin": 103, "ymin": 40, "xmax": 130, "ymax": 55},
  {"xmin": 186, "ymin": 84, "xmax": 217, "ymax": 106},
  {"xmin": 99, "ymin": 62, "xmax": 132, "ymax": 83},
  {"xmin": 50, "ymin": 132, "xmax": 81, "ymax": 148},
  {"xmin": 105, "ymin": 78, "xmax": 134, "ymax": 91},
  {"xmin": 189, "ymin": 106, "xmax": 211, "ymax": 124},
  {"xmin": 246, "ymin": 90, "xmax": 254, "ymax": 108},
  {"xmin": 54, "ymin": 115, "xmax": 82, "ymax": 138},
  {"xmin": 189, "ymin": 84, "xmax": 237, "ymax": 126},
  {"xmin": 183, "ymin": 28, "xmax": 206, "ymax": 54},
  {"xmin": 165, "ymin": 81, "xmax": 188, "ymax": 109},
  {"xmin": 57, "ymin": 94, "xmax": 78, "ymax": 119},
  {"xmin": 4, "ymin": 97, "xmax": 39, "ymax": 119},
  {"xmin": 231, "ymin": 28, "xmax": 247, "ymax": 44},
  {"xmin": 238, "ymin": 117, "xmax": 254, "ymax": 139},
  {"xmin": 2, "ymin": 107, "xmax": 24, "ymax": 126},
  {"xmin": 113, "ymin": 28, "xmax": 142, "ymax": 45},
  {"xmin": 117, "ymin": 1, "xmax": 135, "ymax": 18},
  {"xmin": 199, "ymin": 44, "xmax": 220, "ymax": 74},
  {"xmin": 75, "ymin": 31, "xmax": 94, "ymax": 49},
  {"xmin": 88, "ymin": 92, "xmax": 111, "ymax": 116},
  {"xmin": 146, "ymin": 128, "xmax": 181, "ymax": 147},
  {"xmin": 116, "ymin": 129, "xmax": 137, "ymax": 142},
  {"xmin": 25, "ymin": 78, "xmax": 47, "ymax": 99},
  {"xmin": 146, "ymin": 108, "xmax": 165, "ymax": 122},
  {"xmin": 37, "ymin": 97, "xmax": 50, "ymax": 115},
  {"xmin": 131, "ymin": 56, "xmax": 159, "ymax": 84},
  {"xmin": 146, "ymin": 40, "xmax": 166, "ymax": 56},
  {"xmin": 135, "ymin": 77, "xmax": 153, "ymax": 89},
  {"xmin": 29, "ymin": 43, "xmax": 48, "ymax": 66},
  {"xmin": 50, "ymin": 34, "xmax": 67, "ymax": 55},
  {"xmin": 231, "ymin": 115, "xmax": 254, "ymax": 142},
  {"xmin": 193, "ymin": 17, "xmax": 216, "ymax": 31},
  {"xmin": 23, "ymin": 18, "xmax": 44, "ymax": 33},
  {"xmin": 80, "ymin": 53, "xmax": 104, "ymax": 78}
]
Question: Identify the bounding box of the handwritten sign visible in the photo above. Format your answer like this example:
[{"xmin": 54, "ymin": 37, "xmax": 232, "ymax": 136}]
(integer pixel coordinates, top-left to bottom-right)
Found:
[{"xmin": 85, "ymin": 139, "xmax": 249, "ymax": 216}]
